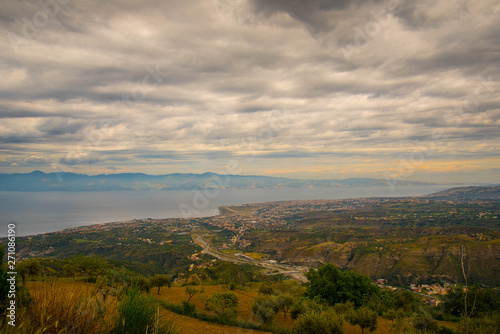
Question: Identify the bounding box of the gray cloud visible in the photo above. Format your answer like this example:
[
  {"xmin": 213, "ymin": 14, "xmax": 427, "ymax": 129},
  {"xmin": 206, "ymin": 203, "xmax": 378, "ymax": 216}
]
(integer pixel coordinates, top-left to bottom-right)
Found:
[{"xmin": 0, "ymin": 0, "xmax": 498, "ymax": 182}]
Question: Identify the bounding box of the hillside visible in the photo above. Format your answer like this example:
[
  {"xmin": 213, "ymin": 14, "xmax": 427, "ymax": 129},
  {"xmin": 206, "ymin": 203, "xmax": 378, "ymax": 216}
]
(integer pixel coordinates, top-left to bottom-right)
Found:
[
  {"xmin": 425, "ymin": 185, "xmax": 500, "ymax": 201},
  {"xmin": 203, "ymin": 197, "xmax": 500, "ymax": 287}
]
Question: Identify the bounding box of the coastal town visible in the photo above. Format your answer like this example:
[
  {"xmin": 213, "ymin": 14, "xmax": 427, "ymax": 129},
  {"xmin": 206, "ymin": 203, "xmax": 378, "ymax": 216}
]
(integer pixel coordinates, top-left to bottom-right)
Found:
[{"xmin": 12, "ymin": 196, "xmax": 498, "ymax": 309}]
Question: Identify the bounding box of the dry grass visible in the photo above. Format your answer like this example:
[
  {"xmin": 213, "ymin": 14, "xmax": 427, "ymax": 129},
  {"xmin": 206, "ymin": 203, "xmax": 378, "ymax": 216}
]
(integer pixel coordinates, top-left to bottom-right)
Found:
[
  {"xmin": 3, "ymin": 281, "xmax": 117, "ymax": 334},
  {"xmin": 159, "ymin": 308, "xmax": 272, "ymax": 334}
]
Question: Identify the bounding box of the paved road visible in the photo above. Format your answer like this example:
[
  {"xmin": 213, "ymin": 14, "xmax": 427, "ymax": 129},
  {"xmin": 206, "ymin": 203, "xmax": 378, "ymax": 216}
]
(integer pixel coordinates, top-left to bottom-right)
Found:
[{"xmin": 192, "ymin": 234, "xmax": 308, "ymax": 283}]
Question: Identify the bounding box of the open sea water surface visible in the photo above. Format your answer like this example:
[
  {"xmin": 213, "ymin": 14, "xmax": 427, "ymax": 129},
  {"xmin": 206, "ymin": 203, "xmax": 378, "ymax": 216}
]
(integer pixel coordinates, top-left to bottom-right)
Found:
[{"xmin": 0, "ymin": 185, "xmax": 457, "ymax": 237}]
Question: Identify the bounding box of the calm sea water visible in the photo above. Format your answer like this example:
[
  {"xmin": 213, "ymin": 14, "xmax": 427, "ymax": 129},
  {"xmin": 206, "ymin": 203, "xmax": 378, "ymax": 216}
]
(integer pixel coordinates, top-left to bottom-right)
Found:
[{"xmin": 0, "ymin": 185, "xmax": 456, "ymax": 237}]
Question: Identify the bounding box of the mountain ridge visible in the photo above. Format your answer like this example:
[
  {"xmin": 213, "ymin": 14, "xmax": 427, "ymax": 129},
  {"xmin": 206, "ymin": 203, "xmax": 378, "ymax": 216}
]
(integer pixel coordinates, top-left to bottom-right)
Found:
[{"xmin": 0, "ymin": 170, "xmax": 437, "ymax": 191}]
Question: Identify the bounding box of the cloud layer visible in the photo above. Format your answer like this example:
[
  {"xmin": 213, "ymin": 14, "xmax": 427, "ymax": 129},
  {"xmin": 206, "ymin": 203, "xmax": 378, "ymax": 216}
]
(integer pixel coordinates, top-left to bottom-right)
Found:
[{"xmin": 0, "ymin": 0, "xmax": 499, "ymax": 183}]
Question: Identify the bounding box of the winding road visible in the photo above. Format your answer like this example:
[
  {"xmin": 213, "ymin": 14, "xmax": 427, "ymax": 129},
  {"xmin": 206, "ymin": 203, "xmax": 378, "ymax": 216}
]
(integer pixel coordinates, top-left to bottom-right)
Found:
[{"xmin": 192, "ymin": 234, "xmax": 308, "ymax": 283}]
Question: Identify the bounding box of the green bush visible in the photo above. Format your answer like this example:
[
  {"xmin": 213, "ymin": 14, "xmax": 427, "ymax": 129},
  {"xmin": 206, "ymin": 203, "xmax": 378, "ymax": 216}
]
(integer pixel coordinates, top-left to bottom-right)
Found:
[
  {"xmin": 305, "ymin": 264, "xmax": 378, "ymax": 307},
  {"xmin": 252, "ymin": 296, "xmax": 280, "ymax": 324},
  {"xmin": 131, "ymin": 275, "xmax": 152, "ymax": 293},
  {"xmin": 290, "ymin": 297, "xmax": 328, "ymax": 320},
  {"xmin": 182, "ymin": 300, "xmax": 196, "ymax": 315},
  {"xmin": 205, "ymin": 292, "xmax": 239, "ymax": 320},
  {"xmin": 259, "ymin": 283, "xmax": 275, "ymax": 295},
  {"xmin": 293, "ymin": 311, "xmax": 344, "ymax": 334},
  {"xmin": 411, "ymin": 313, "xmax": 438, "ymax": 333},
  {"xmin": 349, "ymin": 306, "xmax": 378, "ymax": 334},
  {"xmin": 458, "ymin": 314, "xmax": 500, "ymax": 334},
  {"xmin": 113, "ymin": 289, "xmax": 177, "ymax": 334}
]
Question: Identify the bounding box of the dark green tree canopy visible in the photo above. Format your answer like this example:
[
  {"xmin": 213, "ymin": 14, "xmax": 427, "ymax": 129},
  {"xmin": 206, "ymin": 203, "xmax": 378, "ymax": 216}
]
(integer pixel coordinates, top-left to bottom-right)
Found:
[{"xmin": 305, "ymin": 264, "xmax": 378, "ymax": 307}]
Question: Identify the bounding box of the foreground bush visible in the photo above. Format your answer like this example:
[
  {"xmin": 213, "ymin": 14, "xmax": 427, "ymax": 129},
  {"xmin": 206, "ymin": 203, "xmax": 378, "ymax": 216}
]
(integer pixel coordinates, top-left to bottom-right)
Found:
[
  {"xmin": 458, "ymin": 314, "xmax": 500, "ymax": 334},
  {"xmin": 113, "ymin": 288, "xmax": 177, "ymax": 334}
]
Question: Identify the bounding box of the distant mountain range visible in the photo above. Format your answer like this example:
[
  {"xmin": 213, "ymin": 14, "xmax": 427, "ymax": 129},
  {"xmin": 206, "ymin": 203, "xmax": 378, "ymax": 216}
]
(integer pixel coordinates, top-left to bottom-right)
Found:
[{"xmin": 0, "ymin": 171, "xmax": 435, "ymax": 191}]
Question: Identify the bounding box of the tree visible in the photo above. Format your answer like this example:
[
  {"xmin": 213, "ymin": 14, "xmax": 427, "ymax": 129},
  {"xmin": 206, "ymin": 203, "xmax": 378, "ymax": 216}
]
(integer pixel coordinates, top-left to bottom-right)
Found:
[
  {"xmin": 332, "ymin": 301, "xmax": 355, "ymax": 316},
  {"xmin": 305, "ymin": 264, "xmax": 378, "ymax": 307},
  {"xmin": 258, "ymin": 282, "xmax": 274, "ymax": 295},
  {"xmin": 293, "ymin": 311, "xmax": 344, "ymax": 334},
  {"xmin": 444, "ymin": 284, "xmax": 499, "ymax": 318},
  {"xmin": 205, "ymin": 292, "xmax": 239, "ymax": 320},
  {"xmin": 252, "ymin": 296, "xmax": 281, "ymax": 324},
  {"xmin": 290, "ymin": 298, "xmax": 328, "ymax": 320},
  {"xmin": 185, "ymin": 285, "xmax": 204, "ymax": 303},
  {"xmin": 132, "ymin": 275, "xmax": 152, "ymax": 293},
  {"xmin": 459, "ymin": 313, "xmax": 500, "ymax": 334},
  {"xmin": 17, "ymin": 258, "xmax": 42, "ymax": 284},
  {"xmin": 393, "ymin": 289, "xmax": 421, "ymax": 314},
  {"xmin": 349, "ymin": 306, "xmax": 378, "ymax": 334},
  {"xmin": 69, "ymin": 255, "xmax": 108, "ymax": 282},
  {"xmin": 220, "ymin": 269, "xmax": 233, "ymax": 287},
  {"xmin": 411, "ymin": 313, "xmax": 438, "ymax": 333},
  {"xmin": 150, "ymin": 274, "xmax": 171, "ymax": 295},
  {"xmin": 276, "ymin": 294, "xmax": 296, "ymax": 318},
  {"xmin": 61, "ymin": 262, "xmax": 78, "ymax": 280}
]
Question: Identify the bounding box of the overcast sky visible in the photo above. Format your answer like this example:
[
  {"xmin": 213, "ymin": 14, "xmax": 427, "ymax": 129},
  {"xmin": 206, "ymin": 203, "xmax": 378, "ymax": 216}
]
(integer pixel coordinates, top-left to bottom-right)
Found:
[{"xmin": 0, "ymin": 0, "xmax": 499, "ymax": 183}]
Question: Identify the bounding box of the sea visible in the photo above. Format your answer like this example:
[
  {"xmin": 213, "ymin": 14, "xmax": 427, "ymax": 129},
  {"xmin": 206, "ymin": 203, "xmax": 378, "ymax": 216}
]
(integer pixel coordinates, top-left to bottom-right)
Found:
[{"xmin": 0, "ymin": 184, "xmax": 457, "ymax": 237}]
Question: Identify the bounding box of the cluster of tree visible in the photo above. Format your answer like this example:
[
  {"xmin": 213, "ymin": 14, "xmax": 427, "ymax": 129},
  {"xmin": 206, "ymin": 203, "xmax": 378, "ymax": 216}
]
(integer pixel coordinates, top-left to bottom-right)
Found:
[
  {"xmin": 9, "ymin": 255, "xmax": 173, "ymax": 300},
  {"xmin": 252, "ymin": 280, "xmax": 304, "ymax": 323},
  {"xmin": 295, "ymin": 264, "xmax": 500, "ymax": 334},
  {"xmin": 248, "ymin": 264, "xmax": 416, "ymax": 333},
  {"xmin": 305, "ymin": 264, "xmax": 379, "ymax": 307},
  {"xmin": 436, "ymin": 284, "xmax": 500, "ymax": 334},
  {"xmin": 187, "ymin": 262, "xmax": 279, "ymax": 286},
  {"xmin": 249, "ymin": 264, "xmax": 458, "ymax": 333}
]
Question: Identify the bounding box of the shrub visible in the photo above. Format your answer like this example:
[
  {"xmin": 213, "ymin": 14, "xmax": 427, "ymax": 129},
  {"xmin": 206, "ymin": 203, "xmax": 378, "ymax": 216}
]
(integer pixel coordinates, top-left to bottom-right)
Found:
[
  {"xmin": 205, "ymin": 292, "xmax": 239, "ymax": 320},
  {"xmin": 458, "ymin": 313, "xmax": 500, "ymax": 334},
  {"xmin": 411, "ymin": 313, "xmax": 438, "ymax": 333},
  {"xmin": 131, "ymin": 275, "xmax": 152, "ymax": 293},
  {"xmin": 349, "ymin": 306, "xmax": 378, "ymax": 334},
  {"xmin": 276, "ymin": 294, "xmax": 296, "ymax": 318},
  {"xmin": 182, "ymin": 300, "xmax": 196, "ymax": 315},
  {"xmin": 293, "ymin": 311, "xmax": 344, "ymax": 334},
  {"xmin": 113, "ymin": 288, "xmax": 177, "ymax": 334},
  {"xmin": 290, "ymin": 297, "xmax": 328, "ymax": 320},
  {"xmin": 332, "ymin": 301, "xmax": 355, "ymax": 316},
  {"xmin": 252, "ymin": 296, "xmax": 280, "ymax": 324},
  {"xmin": 259, "ymin": 283, "xmax": 275, "ymax": 295},
  {"xmin": 185, "ymin": 285, "xmax": 204, "ymax": 303}
]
